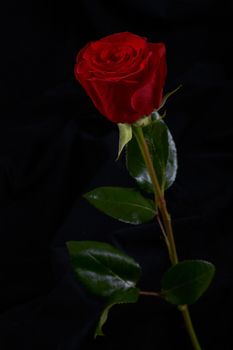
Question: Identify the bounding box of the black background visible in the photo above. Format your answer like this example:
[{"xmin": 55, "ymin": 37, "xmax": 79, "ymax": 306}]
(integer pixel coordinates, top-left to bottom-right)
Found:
[{"xmin": 0, "ymin": 1, "xmax": 233, "ymax": 349}]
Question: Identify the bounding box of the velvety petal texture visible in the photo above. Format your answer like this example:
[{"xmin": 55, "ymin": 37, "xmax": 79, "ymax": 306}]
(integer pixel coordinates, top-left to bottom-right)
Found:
[{"xmin": 74, "ymin": 32, "xmax": 167, "ymax": 124}]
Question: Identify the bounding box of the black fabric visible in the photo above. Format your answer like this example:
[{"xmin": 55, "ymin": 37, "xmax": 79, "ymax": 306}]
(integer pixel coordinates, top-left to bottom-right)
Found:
[{"xmin": 0, "ymin": 1, "xmax": 232, "ymax": 349}]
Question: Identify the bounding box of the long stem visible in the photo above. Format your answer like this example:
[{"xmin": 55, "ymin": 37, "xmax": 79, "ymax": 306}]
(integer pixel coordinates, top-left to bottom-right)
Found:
[
  {"xmin": 133, "ymin": 125, "xmax": 202, "ymax": 350},
  {"xmin": 133, "ymin": 126, "xmax": 178, "ymax": 264},
  {"xmin": 179, "ymin": 306, "xmax": 202, "ymax": 350}
]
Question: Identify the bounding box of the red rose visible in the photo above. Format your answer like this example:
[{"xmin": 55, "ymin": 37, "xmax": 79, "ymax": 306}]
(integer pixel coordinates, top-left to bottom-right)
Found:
[{"xmin": 74, "ymin": 32, "xmax": 167, "ymax": 124}]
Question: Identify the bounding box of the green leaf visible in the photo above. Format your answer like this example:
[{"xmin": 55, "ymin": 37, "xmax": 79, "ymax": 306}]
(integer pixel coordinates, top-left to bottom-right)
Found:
[
  {"xmin": 66, "ymin": 241, "xmax": 141, "ymax": 337},
  {"xmin": 95, "ymin": 288, "xmax": 139, "ymax": 337},
  {"xmin": 126, "ymin": 120, "xmax": 177, "ymax": 193},
  {"xmin": 161, "ymin": 260, "xmax": 215, "ymax": 305},
  {"xmin": 84, "ymin": 186, "xmax": 156, "ymax": 224},
  {"xmin": 126, "ymin": 134, "xmax": 153, "ymax": 193},
  {"xmin": 66, "ymin": 240, "xmax": 141, "ymax": 298},
  {"xmin": 96, "ymin": 303, "xmax": 113, "ymax": 337},
  {"xmin": 117, "ymin": 123, "xmax": 132, "ymax": 160}
]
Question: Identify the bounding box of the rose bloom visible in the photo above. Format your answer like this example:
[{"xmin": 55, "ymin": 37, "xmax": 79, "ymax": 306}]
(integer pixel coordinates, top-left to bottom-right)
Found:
[{"xmin": 74, "ymin": 32, "xmax": 167, "ymax": 124}]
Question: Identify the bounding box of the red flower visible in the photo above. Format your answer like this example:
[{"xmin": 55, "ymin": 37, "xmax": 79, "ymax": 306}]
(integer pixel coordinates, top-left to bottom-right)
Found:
[{"xmin": 74, "ymin": 32, "xmax": 167, "ymax": 124}]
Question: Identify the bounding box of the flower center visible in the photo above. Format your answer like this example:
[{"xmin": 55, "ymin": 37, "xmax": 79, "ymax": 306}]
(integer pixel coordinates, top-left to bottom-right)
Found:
[{"xmin": 100, "ymin": 46, "xmax": 132, "ymax": 64}]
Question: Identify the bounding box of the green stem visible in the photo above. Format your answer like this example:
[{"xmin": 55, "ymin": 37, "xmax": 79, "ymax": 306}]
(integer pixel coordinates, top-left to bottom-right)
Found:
[
  {"xmin": 179, "ymin": 306, "xmax": 202, "ymax": 350},
  {"xmin": 133, "ymin": 125, "xmax": 202, "ymax": 350},
  {"xmin": 133, "ymin": 126, "xmax": 178, "ymax": 265}
]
